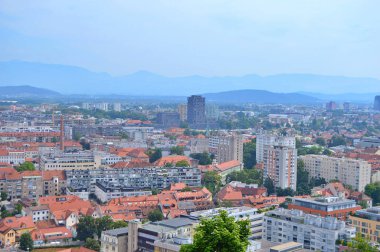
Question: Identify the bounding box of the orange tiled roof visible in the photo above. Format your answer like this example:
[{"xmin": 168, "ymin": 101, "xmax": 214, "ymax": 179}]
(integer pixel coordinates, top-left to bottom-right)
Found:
[
  {"xmin": 0, "ymin": 216, "xmax": 35, "ymax": 231},
  {"xmin": 154, "ymin": 155, "xmax": 190, "ymax": 166}
]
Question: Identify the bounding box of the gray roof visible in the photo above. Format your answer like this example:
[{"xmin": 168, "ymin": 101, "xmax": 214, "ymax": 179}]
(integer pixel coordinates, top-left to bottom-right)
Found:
[
  {"xmin": 103, "ymin": 227, "xmax": 129, "ymax": 237},
  {"xmin": 154, "ymin": 217, "xmax": 197, "ymax": 228}
]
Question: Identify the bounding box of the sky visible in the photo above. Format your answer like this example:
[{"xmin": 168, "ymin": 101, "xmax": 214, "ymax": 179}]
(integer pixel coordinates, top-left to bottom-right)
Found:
[{"xmin": 0, "ymin": 0, "xmax": 379, "ymax": 78}]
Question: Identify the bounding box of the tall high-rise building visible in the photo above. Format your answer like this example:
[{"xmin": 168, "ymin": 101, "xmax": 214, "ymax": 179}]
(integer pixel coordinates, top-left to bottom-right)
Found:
[
  {"xmin": 343, "ymin": 102, "xmax": 350, "ymax": 113},
  {"xmin": 187, "ymin": 95, "xmax": 206, "ymax": 128},
  {"xmin": 256, "ymin": 133, "xmax": 297, "ymax": 190},
  {"xmin": 209, "ymin": 132, "xmax": 243, "ymax": 164},
  {"xmin": 156, "ymin": 112, "xmax": 180, "ymax": 128},
  {"xmin": 256, "ymin": 133, "xmax": 296, "ymax": 163},
  {"xmin": 178, "ymin": 104, "xmax": 187, "ymax": 122},
  {"xmin": 374, "ymin": 96, "xmax": 380, "ymax": 111}
]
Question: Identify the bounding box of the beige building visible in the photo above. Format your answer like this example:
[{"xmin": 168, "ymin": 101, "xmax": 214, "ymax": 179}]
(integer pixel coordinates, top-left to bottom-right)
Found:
[
  {"xmin": 177, "ymin": 104, "xmax": 187, "ymax": 122},
  {"xmin": 209, "ymin": 132, "xmax": 243, "ymax": 164},
  {"xmin": 349, "ymin": 206, "xmax": 380, "ymax": 243},
  {"xmin": 301, "ymin": 155, "xmax": 371, "ymax": 192},
  {"xmin": 263, "ymin": 145, "xmax": 297, "ymax": 190},
  {"xmin": 40, "ymin": 152, "xmax": 96, "ymax": 170}
]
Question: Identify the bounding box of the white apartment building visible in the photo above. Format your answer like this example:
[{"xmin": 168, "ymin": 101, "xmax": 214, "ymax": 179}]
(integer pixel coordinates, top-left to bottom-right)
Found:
[
  {"xmin": 113, "ymin": 103, "xmax": 122, "ymax": 112},
  {"xmin": 190, "ymin": 207, "xmax": 264, "ymax": 240},
  {"xmin": 0, "ymin": 150, "xmax": 26, "ymax": 164},
  {"xmin": 209, "ymin": 132, "xmax": 243, "ymax": 164},
  {"xmin": 40, "ymin": 151, "xmax": 96, "ymax": 170},
  {"xmin": 256, "ymin": 133, "xmax": 296, "ymax": 163},
  {"xmin": 301, "ymin": 155, "xmax": 371, "ymax": 192},
  {"xmin": 263, "ymin": 208, "xmax": 356, "ymax": 252}
]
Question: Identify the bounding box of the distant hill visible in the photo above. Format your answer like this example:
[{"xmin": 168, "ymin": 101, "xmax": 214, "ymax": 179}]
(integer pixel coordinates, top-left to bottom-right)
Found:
[
  {"xmin": 1, "ymin": 60, "xmax": 380, "ymax": 97},
  {"xmin": 0, "ymin": 85, "xmax": 60, "ymax": 97},
  {"xmin": 203, "ymin": 90, "xmax": 319, "ymax": 104}
]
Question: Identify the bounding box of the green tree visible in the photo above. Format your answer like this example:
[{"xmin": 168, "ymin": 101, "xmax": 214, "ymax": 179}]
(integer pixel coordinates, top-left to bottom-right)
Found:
[
  {"xmin": 110, "ymin": 221, "xmax": 128, "ymax": 229},
  {"xmin": 190, "ymin": 152, "xmax": 213, "ymax": 165},
  {"xmin": 1, "ymin": 192, "xmax": 7, "ymax": 201},
  {"xmin": 347, "ymin": 234, "xmax": 378, "ymax": 252},
  {"xmin": 16, "ymin": 161, "xmax": 35, "ymax": 172},
  {"xmin": 276, "ymin": 187, "xmax": 296, "ymax": 197},
  {"xmin": 146, "ymin": 148, "xmax": 162, "ymax": 163},
  {"xmin": 77, "ymin": 216, "xmax": 97, "ymax": 241},
  {"xmin": 14, "ymin": 203, "xmax": 22, "ymax": 215},
  {"xmin": 243, "ymin": 140, "xmax": 256, "ymax": 169},
  {"xmin": 95, "ymin": 216, "xmax": 113, "ymax": 238},
  {"xmin": 170, "ymin": 146, "xmax": 185, "ymax": 155},
  {"xmin": 329, "ymin": 135, "xmax": 346, "ymax": 147},
  {"xmin": 296, "ymin": 159, "xmax": 311, "ymax": 195},
  {"xmin": 202, "ymin": 171, "xmax": 222, "ymax": 194},
  {"xmin": 180, "ymin": 210, "xmax": 250, "ymax": 252},
  {"xmin": 315, "ymin": 137, "xmax": 326, "ymax": 146},
  {"xmin": 148, "ymin": 209, "xmax": 164, "ymax": 222},
  {"xmin": 84, "ymin": 238, "xmax": 100, "ymax": 251},
  {"xmin": 176, "ymin": 160, "xmax": 190, "ymax": 167},
  {"xmin": 264, "ymin": 177, "xmax": 275, "ymax": 195},
  {"xmin": 226, "ymin": 169, "xmax": 263, "ymax": 185},
  {"xmin": 19, "ymin": 233, "xmax": 34, "ymax": 251},
  {"xmin": 365, "ymin": 182, "xmax": 380, "ymax": 205}
]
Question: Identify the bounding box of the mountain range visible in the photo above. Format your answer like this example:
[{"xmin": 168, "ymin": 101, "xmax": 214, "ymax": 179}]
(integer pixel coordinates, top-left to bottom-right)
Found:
[{"xmin": 0, "ymin": 60, "xmax": 379, "ymax": 102}]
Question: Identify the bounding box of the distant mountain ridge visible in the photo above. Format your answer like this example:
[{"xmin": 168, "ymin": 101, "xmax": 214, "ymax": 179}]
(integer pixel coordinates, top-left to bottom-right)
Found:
[
  {"xmin": 203, "ymin": 90, "xmax": 319, "ymax": 104},
  {"xmin": 1, "ymin": 60, "xmax": 380, "ymax": 98},
  {"xmin": 0, "ymin": 85, "xmax": 60, "ymax": 97}
]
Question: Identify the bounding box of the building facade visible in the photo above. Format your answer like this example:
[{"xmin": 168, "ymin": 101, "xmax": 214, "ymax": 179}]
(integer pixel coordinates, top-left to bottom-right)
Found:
[
  {"xmin": 187, "ymin": 95, "xmax": 206, "ymax": 129},
  {"xmin": 349, "ymin": 206, "xmax": 380, "ymax": 244},
  {"xmin": 301, "ymin": 155, "xmax": 371, "ymax": 192},
  {"xmin": 263, "ymin": 208, "xmax": 356, "ymax": 252}
]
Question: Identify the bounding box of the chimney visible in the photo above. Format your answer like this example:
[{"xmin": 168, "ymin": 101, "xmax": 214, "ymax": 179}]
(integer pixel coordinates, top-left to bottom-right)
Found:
[{"xmin": 60, "ymin": 115, "xmax": 64, "ymax": 151}]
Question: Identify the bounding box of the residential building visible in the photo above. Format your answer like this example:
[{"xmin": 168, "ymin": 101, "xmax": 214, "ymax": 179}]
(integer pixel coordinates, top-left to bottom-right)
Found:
[
  {"xmin": 31, "ymin": 226, "xmax": 73, "ymax": 247},
  {"xmin": 113, "ymin": 103, "xmax": 122, "ymax": 112},
  {"xmin": 264, "ymin": 145, "xmax": 297, "ymax": 190},
  {"xmin": 189, "ymin": 134, "xmax": 209, "ymax": 154},
  {"xmin": 349, "ymin": 206, "xmax": 380, "ymax": 243},
  {"xmin": 95, "ymin": 181, "xmax": 152, "ymax": 203},
  {"xmin": 263, "ymin": 208, "xmax": 356, "ymax": 252},
  {"xmin": 209, "ymin": 132, "xmax": 243, "ymax": 164},
  {"xmin": 301, "ymin": 155, "xmax": 371, "ymax": 191},
  {"xmin": 25, "ymin": 205, "xmax": 50, "ymax": 222},
  {"xmin": 101, "ymin": 217, "xmax": 197, "ymax": 252},
  {"xmin": 256, "ymin": 133, "xmax": 297, "ymax": 190},
  {"xmin": 40, "ymin": 151, "xmax": 96, "ymax": 170},
  {"xmin": 100, "ymin": 227, "xmax": 129, "ymax": 252},
  {"xmin": 177, "ymin": 104, "xmax": 187, "ymax": 122},
  {"xmin": 156, "ymin": 112, "xmax": 180, "ymax": 128},
  {"xmin": 256, "ymin": 133, "xmax": 295, "ymax": 163},
  {"xmin": 0, "ymin": 216, "xmax": 36, "ymax": 246},
  {"xmin": 288, "ymin": 197, "xmax": 361, "ymax": 220},
  {"xmin": 65, "ymin": 167, "xmax": 202, "ymax": 200},
  {"xmin": 187, "ymin": 95, "xmax": 206, "ymax": 129}
]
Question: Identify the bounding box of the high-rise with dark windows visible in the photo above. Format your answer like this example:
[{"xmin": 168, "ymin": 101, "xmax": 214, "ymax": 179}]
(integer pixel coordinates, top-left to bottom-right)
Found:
[
  {"xmin": 187, "ymin": 95, "xmax": 206, "ymax": 129},
  {"xmin": 374, "ymin": 96, "xmax": 380, "ymax": 111}
]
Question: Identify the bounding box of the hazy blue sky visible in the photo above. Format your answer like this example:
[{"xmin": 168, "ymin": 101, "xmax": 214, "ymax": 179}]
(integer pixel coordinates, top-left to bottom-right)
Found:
[{"xmin": 0, "ymin": 0, "xmax": 379, "ymax": 78}]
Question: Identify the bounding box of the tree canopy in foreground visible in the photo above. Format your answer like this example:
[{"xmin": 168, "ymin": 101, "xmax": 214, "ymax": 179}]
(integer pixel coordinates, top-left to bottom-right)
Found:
[{"xmin": 180, "ymin": 210, "xmax": 250, "ymax": 252}]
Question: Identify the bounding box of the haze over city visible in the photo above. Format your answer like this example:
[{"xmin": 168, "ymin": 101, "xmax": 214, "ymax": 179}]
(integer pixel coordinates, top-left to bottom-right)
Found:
[
  {"xmin": 1, "ymin": 1, "xmax": 380, "ymax": 252},
  {"xmin": 1, "ymin": 0, "xmax": 380, "ymax": 95}
]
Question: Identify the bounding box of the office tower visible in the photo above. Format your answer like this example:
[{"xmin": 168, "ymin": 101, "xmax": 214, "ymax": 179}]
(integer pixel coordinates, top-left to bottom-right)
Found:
[
  {"xmin": 178, "ymin": 104, "xmax": 187, "ymax": 122},
  {"xmin": 256, "ymin": 133, "xmax": 297, "ymax": 190},
  {"xmin": 326, "ymin": 101, "xmax": 337, "ymax": 111},
  {"xmin": 301, "ymin": 155, "xmax": 371, "ymax": 192},
  {"xmin": 209, "ymin": 132, "xmax": 243, "ymax": 164},
  {"xmin": 187, "ymin": 95, "xmax": 206, "ymax": 128},
  {"xmin": 374, "ymin": 96, "xmax": 380, "ymax": 111}
]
